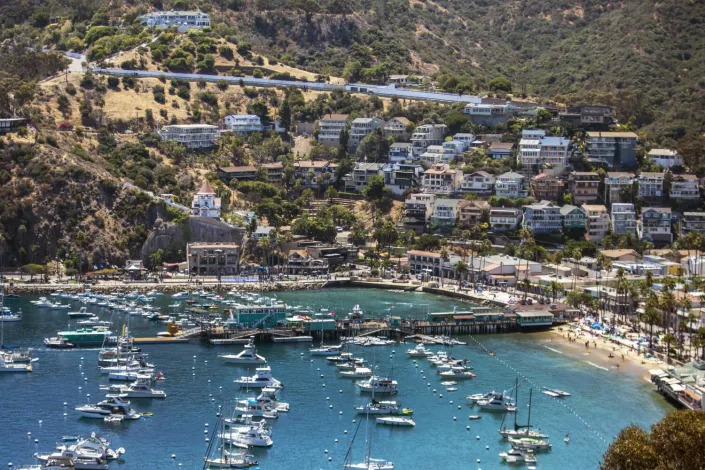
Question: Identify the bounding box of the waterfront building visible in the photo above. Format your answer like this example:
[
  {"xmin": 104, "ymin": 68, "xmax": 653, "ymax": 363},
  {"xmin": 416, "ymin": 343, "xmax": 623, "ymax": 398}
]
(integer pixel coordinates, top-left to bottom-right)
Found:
[
  {"xmin": 191, "ymin": 180, "xmax": 221, "ymax": 218},
  {"xmin": 530, "ymin": 173, "xmax": 565, "ymax": 202},
  {"xmin": 495, "ymin": 171, "xmax": 528, "ymax": 199},
  {"xmin": 638, "ymin": 172, "xmax": 665, "ymax": 200},
  {"xmin": 460, "ymin": 171, "xmax": 495, "ymax": 196},
  {"xmin": 285, "ymin": 250, "xmax": 329, "ymax": 275},
  {"xmin": 421, "ymin": 163, "xmax": 463, "ymax": 195},
  {"xmin": 470, "ymin": 254, "xmax": 542, "ymax": 286},
  {"xmin": 567, "ymin": 171, "xmax": 600, "ymax": 204},
  {"xmin": 611, "ymin": 203, "xmax": 637, "ymax": 235},
  {"xmin": 224, "ymin": 114, "xmax": 263, "ymax": 134},
  {"xmin": 407, "ymin": 250, "xmax": 462, "ymax": 278},
  {"xmin": 647, "ymin": 149, "xmax": 683, "ymax": 169},
  {"xmin": 490, "ymin": 207, "xmax": 522, "ymax": 232},
  {"xmin": 232, "ymin": 303, "xmax": 288, "ymax": 328},
  {"xmin": 348, "ymin": 117, "xmax": 384, "ymax": 151},
  {"xmin": 586, "ymin": 131, "xmax": 638, "ymax": 168},
  {"xmin": 583, "ymin": 204, "xmax": 609, "ymax": 242},
  {"xmin": 411, "ymin": 124, "xmax": 447, "ymax": 157},
  {"xmin": 670, "ymin": 174, "xmax": 700, "ymax": 200},
  {"xmin": 522, "ymin": 200, "xmax": 562, "ymax": 234},
  {"xmin": 187, "ymin": 242, "xmax": 240, "ymax": 276},
  {"xmin": 638, "ymin": 207, "xmax": 673, "ymax": 245},
  {"xmin": 318, "ymin": 114, "xmax": 348, "ymax": 147},
  {"xmin": 139, "ymin": 10, "xmax": 211, "ymax": 31},
  {"xmin": 343, "ymin": 162, "xmax": 385, "ymax": 193},
  {"xmin": 560, "ymin": 205, "xmax": 586, "ymax": 230},
  {"xmin": 605, "ymin": 172, "xmax": 636, "ymax": 204},
  {"xmin": 159, "ymin": 124, "xmax": 219, "ymax": 148},
  {"xmin": 516, "ymin": 311, "xmax": 555, "ymax": 328}
]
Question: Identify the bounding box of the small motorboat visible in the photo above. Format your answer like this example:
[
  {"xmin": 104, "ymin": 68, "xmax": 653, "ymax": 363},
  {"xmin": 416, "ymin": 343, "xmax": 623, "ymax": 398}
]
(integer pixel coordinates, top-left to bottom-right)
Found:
[
  {"xmin": 376, "ymin": 416, "xmax": 415, "ymax": 427},
  {"xmin": 499, "ymin": 448, "xmax": 537, "ymax": 464},
  {"xmin": 44, "ymin": 336, "xmax": 76, "ymax": 349},
  {"xmin": 543, "ymin": 387, "xmax": 571, "ymax": 397},
  {"xmin": 469, "ymin": 415, "xmax": 481, "ymax": 420},
  {"xmin": 339, "ymin": 367, "xmax": 373, "ymax": 379}
]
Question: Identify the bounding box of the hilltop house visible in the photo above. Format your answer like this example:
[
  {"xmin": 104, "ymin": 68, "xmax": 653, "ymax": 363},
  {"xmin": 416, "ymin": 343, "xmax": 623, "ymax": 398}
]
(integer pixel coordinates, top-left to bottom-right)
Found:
[
  {"xmin": 140, "ymin": 10, "xmax": 211, "ymax": 31},
  {"xmin": 463, "ymin": 102, "xmax": 517, "ymax": 127},
  {"xmin": 460, "ymin": 171, "xmax": 495, "ymax": 196},
  {"xmin": 558, "ymin": 106, "xmax": 615, "ymax": 128},
  {"xmin": 647, "ymin": 149, "xmax": 683, "ymax": 169},
  {"xmin": 224, "ymin": 114, "xmax": 263, "ymax": 134},
  {"xmin": 495, "ymin": 172, "xmax": 528, "ymax": 199},
  {"xmin": 191, "ymin": 180, "xmax": 221, "ymax": 218}
]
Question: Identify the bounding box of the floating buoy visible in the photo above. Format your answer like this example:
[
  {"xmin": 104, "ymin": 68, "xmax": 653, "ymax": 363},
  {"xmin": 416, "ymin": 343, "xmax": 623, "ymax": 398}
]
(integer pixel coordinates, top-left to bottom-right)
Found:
[
  {"xmin": 439, "ymin": 394, "xmax": 443, "ymax": 398},
  {"xmin": 485, "ymin": 446, "xmax": 489, "ymax": 450},
  {"xmin": 335, "ymin": 439, "xmax": 339, "ymax": 443},
  {"xmin": 63, "ymin": 413, "xmax": 67, "ymax": 416},
  {"xmin": 192, "ymin": 367, "xmax": 195, "ymax": 370},
  {"xmin": 432, "ymin": 389, "xmax": 436, "ymax": 393},
  {"xmin": 207, "ymin": 380, "xmax": 211, "ymax": 383},
  {"xmin": 339, "ymin": 411, "xmax": 343, "ymax": 415},
  {"xmin": 476, "ymin": 459, "xmax": 481, "ymax": 463},
  {"xmin": 322, "ymin": 384, "xmax": 326, "ymax": 387},
  {"xmin": 339, "ymin": 390, "xmax": 343, "ymax": 393},
  {"xmin": 34, "ymin": 439, "xmax": 38, "ymax": 443},
  {"xmin": 209, "ymin": 394, "xmax": 213, "ymax": 397},
  {"xmin": 320, "ymin": 375, "xmax": 324, "ymax": 379},
  {"xmin": 205, "ymin": 438, "xmax": 209, "ymax": 442},
  {"xmin": 324, "ymin": 449, "xmax": 328, "ymax": 454},
  {"xmin": 328, "ymin": 457, "xmax": 332, "ymax": 461},
  {"xmin": 329, "ymin": 405, "xmax": 333, "ymax": 409},
  {"xmin": 63, "ymin": 403, "xmax": 67, "ymax": 406},
  {"xmin": 38, "ymin": 420, "xmax": 42, "ymax": 424},
  {"xmin": 458, "ymin": 406, "xmax": 461, "ymax": 410},
  {"xmin": 344, "ymin": 430, "xmax": 348, "ymax": 434},
  {"xmin": 453, "ymin": 416, "xmax": 457, "ymax": 421},
  {"xmin": 205, "ymin": 423, "xmax": 209, "ymax": 427},
  {"xmin": 476, "ymin": 435, "xmax": 480, "ymax": 440},
  {"xmin": 466, "ymin": 426, "xmax": 470, "ymax": 430},
  {"xmin": 204, "ymin": 430, "xmax": 208, "ymax": 434},
  {"xmin": 317, "ymin": 368, "xmax": 320, "ymax": 371}
]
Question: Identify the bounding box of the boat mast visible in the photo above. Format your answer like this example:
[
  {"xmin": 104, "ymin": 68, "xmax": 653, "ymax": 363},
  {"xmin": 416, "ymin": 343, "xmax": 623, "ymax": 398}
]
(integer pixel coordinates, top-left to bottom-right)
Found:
[
  {"xmin": 526, "ymin": 388, "xmax": 533, "ymax": 430},
  {"xmin": 513, "ymin": 377, "xmax": 519, "ymax": 431}
]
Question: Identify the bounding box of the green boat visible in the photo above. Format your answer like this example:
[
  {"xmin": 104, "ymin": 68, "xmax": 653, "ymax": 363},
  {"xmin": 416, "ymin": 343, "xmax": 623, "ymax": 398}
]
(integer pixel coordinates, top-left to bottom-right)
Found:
[{"xmin": 56, "ymin": 328, "xmax": 113, "ymax": 346}]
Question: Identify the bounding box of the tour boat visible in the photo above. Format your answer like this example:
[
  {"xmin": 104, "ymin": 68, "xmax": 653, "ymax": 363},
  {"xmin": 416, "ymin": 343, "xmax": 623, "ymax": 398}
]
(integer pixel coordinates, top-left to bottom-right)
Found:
[
  {"xmin": 234, "ymin": 366, "xmax": 282, "ymax": 388},
  {"xmin": 357, "ymin": 376, "xmax": 398, "ymax": 395},
  {"xmin": 55, "ymin": 327, "xmax": 112, "ymax": 346},
  {"xmin": 44, "ymin": 336, "xmax": 76, "ymax": 349},
  {"xmin": 0, "ymin": 356, "xmax": 32, "ymax": 373},
  {"xmin": 75, "ymin": 396, "xmax": 140, "ymax": 420},
  {"xmin": 376, "ymin": 416, "xmax": 415, "ymax": 427},
  {"xmin": 219, "ymin": 342, "xmax": 266, "ymax": 364},
  {"xmin": 340, "ymin": 367, "xmax": 373, "ymax": 379},
  {"xmin": 476, "ymin": 391, "xmax": 517, "ymax": 412},
  {"xmin": 499, "ymin": 448, "xmax": 537, "ymax": 464}
]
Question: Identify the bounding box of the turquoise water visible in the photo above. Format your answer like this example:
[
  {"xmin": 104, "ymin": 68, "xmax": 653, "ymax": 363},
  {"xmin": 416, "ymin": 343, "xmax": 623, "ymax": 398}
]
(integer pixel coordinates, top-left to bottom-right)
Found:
[{"xmin": 0, "ymin": 289, "xmax": 672, "ymax": 469}]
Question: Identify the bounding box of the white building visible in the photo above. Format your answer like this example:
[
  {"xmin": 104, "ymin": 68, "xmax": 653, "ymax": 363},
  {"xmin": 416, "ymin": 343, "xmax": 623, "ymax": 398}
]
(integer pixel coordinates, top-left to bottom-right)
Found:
[
  {"xmin": 139, "ymin": 10, "xmax": 211, "ymax": 31},
  {"xmin": 411, "ymin": 124, "xmax": 447, "ymax": 157},
  {"xmin": 522, "ymin": 200, "xmax": 562, "ymax": 234},
  {"xmin": 639, "ymin": 207, "xmax": 673, "ymax": 244},
  {"xmin": 605, "ymin": 172, "xmax": 636, "ymax": 204},
  {"xmin": 430, "ymin": 199, "xmax": 461, "ymax": 227},
  {"xmin": 463, "ymin": 102, "xmax": 518, "ymax": 127},
  {"xmin": 647, "ymin": 149, "xmax": 683, "ymax": 169},
  {"xmin": 670, "ymin": 174, "xmax": 700, "ymax": 200},
  {"xmin": 318, "ymin": 114, "xmax": 348, "ymax": 147},
  {"xmin": 460, "ymin": 171, "xmax": 495, "ymax": 195},
  {"xmin": 495, "ymin": 171, "xmax": 528, "ymax": 199},
  {"xmin": 611, "ymin": 203, "xmax": 637, "ymax": 235},
  {"xmin": 490, "ymin": 207, "xmax": 522, "ymax": 232},
  {"xmin": 348, "ymin": 117, "xmax": 384, "ymax": 151},
  {"xmin": 224, "ymin": 114, "xmax": 263, "ymax": 134},
  {"xmin": 517, "ymin": 129, "xmax": 570, "ymax": 166},
  {"xmin": 388, "ymin": 142, "xmax": 413, "ymax": 162},
  {"xmin": 638, "ymin": 172, "xmax": 665, "ymax": 199},
  {"xmin": 159, "ymin": 124, "xmax": 219, "ymax": 148},
  {"xmin": 343, "ymin": 162, "xmax": 384, "ymax": 193},
  {"xmin": 383, "ymin": 117, "xmax": 412, "ymax": 138},
  {"xmin": 419, "ymin": 145, "xmax": 450, "ymax": 164},
  {"xmin": 191, "ymin": 180, "xmax": 221, "ymax": 218}
]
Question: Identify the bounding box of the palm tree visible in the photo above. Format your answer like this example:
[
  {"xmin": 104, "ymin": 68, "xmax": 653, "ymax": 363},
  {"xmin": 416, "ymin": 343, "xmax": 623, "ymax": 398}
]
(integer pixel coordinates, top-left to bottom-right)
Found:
[
  {"xmin": 662, "ymin": 333, "xmax": 677, "ymax": 364},
  {"xmin": 439, "ymin": 248, "xmax": 449, "ymax": 287},
  {"xmin": 643, "ymin": 307, "xmax": 662, "ymax": 351},
  {"xmin": 659, "ymin": 290, "xmax": 676, "ymax": 334},
  {"xmin": 521, "ymin": 277, "xmax": 531, "ymax": 302},
  {"xmin": 687, "ymin": 311, "xmax": 699, "ymax": 360},
  {"xmin": 454, "ymin": 260, "xmax": 468, "ymax": 284},
  {"xmin": 549, "ymin": 280, "xmax": 561, "ymax": 302}
]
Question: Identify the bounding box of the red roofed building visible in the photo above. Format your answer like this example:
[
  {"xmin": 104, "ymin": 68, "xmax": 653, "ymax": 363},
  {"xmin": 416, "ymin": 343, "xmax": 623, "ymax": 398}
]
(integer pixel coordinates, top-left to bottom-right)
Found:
[{"xmin": 192, "ymin": 180, "xmax": 221, "ymax": 218}]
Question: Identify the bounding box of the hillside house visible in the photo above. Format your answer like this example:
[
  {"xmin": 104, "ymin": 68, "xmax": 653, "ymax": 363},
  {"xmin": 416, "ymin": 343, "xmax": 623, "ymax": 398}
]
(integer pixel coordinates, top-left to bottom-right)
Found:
[
  {"xmin": 388, "ymin": 142, "xmax": 413, "ymax": 162},
  {"xmin": 317, "ymin": 114, "xmax": 348, "ymax": 147},
  {"xmin": 495, "ymin": 172, "xmax": 528, "ymax": 199},
  {"xmin": 411, "ymin": 124, "xmax": 447, "ymax": 157},
  {"xmin": 463, "ymin": 102, "xmax": 517, "ymax": 127},
  {"xmin": 647, "ymin": 149, "xmax": 683, "ymax": 169},
  {"xmin": 382, "ymin": 163, "xmax": 423, "ymax": 195},
  {"xmin": 140, "ymin": 10, "xmax": 211, "ymax": 31},
  {"xmin": 560, "ymin": 205, "xmax": 586, "ymax": 230},
  {"xmin": 639, "ymin": 207, "xmax": 673, "ymax": 245},
  {"xmin": 343, "ymin": 162, "xmax": 384, "ymax": 193},
  {"xmin": 522, "ymin": 201, "xmax": 562, "ymax": 234},
  {"xmin": 191, "ymin": 180, "xmax": 221, "ymax": 218},
  {"xmin": 530, "ymin": 173, "xmax": 565, "ymax": 202},
  {"xmin": 159, "ymin": 124, "xmax": 219, "ymax": 148},
  {"xmin": 583, "ymin": 204, "xmax": 609, "ymax": 243},
  {"xmin": 421, "ymin": 163, "xmax": 463, "ymax": 195},
  {"xmin": 586, "ymin": 131, "xmax": 638, "ymax": 168},
  {"xmin": 638, "ymin": 172, "xmax": 665, "ymax": 199},
  {"xmin": 460, "ymin": 171, "xmax": 495, "ymax": 196},
  {"xmin": 670, "ymin": 174, "xmax": 700, "ymax": 200},
  {"xmin": 490, "ymin": 207, "xmax": 522, "ymax": 232},
  {"xmin": 567, "ymin": 172, "xmax": 600, "ymax": 204},
  {"xmin": 611, "ymin": 203, "xmax": 637, "ymax": 235},
  {"xmin": 224, "ymin": 114, "xmax": 263, "ymax": 134},
  {"xmin": 488, "ymin": 142, "xmax": 514, "ymax": 160},
  {"xmin": 348, "ymin": 117, "xmax": 384, "ymax": 151},
  {"xmin": 605, "ymin": 172, "xmax": 635, "ymax": 204},
  {"xmin": 294, "ymin": 160, "xmax": 337, "ymax": 188},
  {"xmin": 383, "ymin": 117, "xmax": 412, "ymax": 139}
]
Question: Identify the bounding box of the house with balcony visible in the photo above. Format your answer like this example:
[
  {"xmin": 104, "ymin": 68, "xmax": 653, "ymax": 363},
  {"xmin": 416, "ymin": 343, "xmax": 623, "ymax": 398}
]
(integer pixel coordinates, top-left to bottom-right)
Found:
[
  {"xmin": 317, "ymin": 114, "xmax": 348, "ymax": 147},
  {"xmin": 420, "ymin": 163, "xmax": 463, "ymax": 195},
  {"xmin": 488, "ymin": 142, "xmax": 514, "ymax": 160},
  {"xmin": 522, "ymin": 201, "xmax": 562, "ymax": 234},
  {"xmin": 530, "ymin": 173, "xmax": 565, "ymax": 202},
  {"xmin": 605, "ymin": 172, "xmax": 636, "ymax": 204},
  {"xmin": 495, "ymin": 171, "xmax": 528, "ymax": 199},
  {"xmin": 343, "ymin": 162, "xmax": 385, "ymax": 192},
  {"xmin": 463, "ymin": 102, "xmax": 518, "ymax": 127},
  {"xmin": 216, "ymin": 162, "xmax": 283, "ymax": 184},
  {"xmin": 140, "ymin": 10, "xmax": 211, "ymax": 31},
  {"xmin": 382, "ymin": 163, "xmax": 423, "ymax": 195},
  {"xmin": 638, "ymin": 207, "xmax": 673, "ymax": 245},
  {"xmin": 388, "ymin": 142, "xmax": 413, "ymax": 162},
  {"xmin": 560, "ymin": 205, "xmax": 586, "ymax": 230},
  {"xmin": 517, "ymin": 130, "xmax": 571, "ymax": 167},
  {"xmin": 638, "ymin": 172, "xmax": 664, "ymax": 200},
  {"xmin": 459, "ymin": 171, "xmax": 495, "ymax": 196},
  {"xmin": 224, "ymin": 114, "xmax": 263, "ymax": 134},
  {"xmin": 411, "ymin": 124, "xmax": 447, "ymax": 157},
  {"xmin": 611, "ymin": 203, "xmax": 637, "ymax": 235},
  {"xmin": 159, "ymin": 124, "xmax": 219, "ymax": 148},
  {"xmin": 681, "ymin": 212, "xmax": 705, "ymax": 236},
  {"xmin": 348, "ymin": 117, "xmax": 384, "ymax": 151},
  {"xmin": 403, "ymin": 194, "xmax": 436, "ymax": 233},
  {"xmin": 383, "ymin": 117, "xmax": 412, "ymax": 139},
  {"xmin": 452, "ymin": 133, "xmax": 475, "ymax": 149},
  {"xmin": 647, "ymin": 149, "xmax": 683, "ymax": 169},
  {"xmin": 458, "ymin": 201, "xmax": 490, "ymax": 228},
  {"xmin": 670, "ymin": 174, "xmax": 700, "ymax": 200},
  {"xmin": 489, "ymin": 207, "xmax": 522, "ymax": 232},
  {"xmin": 187, "ymin": 243, "xmax": 239, "ymax": 276},
  {"xmin": 586, "ymin": 131, "xmax": 638, "ymax": 168},
  {"xmin": 430, "ymin": 199, "xmax": 461, "ymax": 229},
  {"xmin": 558, "ymin": 106, "xmax": 615, "ymax": 128},
  {"xmin": 191, "ymin": 180, "xmax": 221, "ymax": 218},
  {"xmin": 567, "ymin": 171, "xmax": 600, "ymax": 204},
  {"xmin": 294, "ymin": 160, "xmax": 337, "ymax": 187},
  {"xmin": 583, "ymin": 204, "xmax": 609, "ymax": 242},
  {"xmin": 419, "ymin": 145, "xmax": 449, "ymax": 164}
]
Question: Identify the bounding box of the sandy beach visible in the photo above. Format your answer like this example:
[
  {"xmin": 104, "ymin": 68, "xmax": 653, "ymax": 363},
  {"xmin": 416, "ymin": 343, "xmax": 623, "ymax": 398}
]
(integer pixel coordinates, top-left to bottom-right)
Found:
[{"xmin": 533, "ymin": 322, "xmax": 665, "ymax": 382}]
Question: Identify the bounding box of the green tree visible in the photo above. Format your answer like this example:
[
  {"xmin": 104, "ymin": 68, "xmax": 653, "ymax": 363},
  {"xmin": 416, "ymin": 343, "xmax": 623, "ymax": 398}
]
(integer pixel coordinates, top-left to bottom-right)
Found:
[{"xmin": 488, "ymin": 76, "xmax": 512, "ymax": 92}]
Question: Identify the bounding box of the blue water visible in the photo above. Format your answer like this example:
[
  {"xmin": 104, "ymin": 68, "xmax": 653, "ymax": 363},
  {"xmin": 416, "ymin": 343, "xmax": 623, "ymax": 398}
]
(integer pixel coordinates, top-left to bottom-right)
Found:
[{"xmin": 0, "ymin": 289, "xmax": 672, "ymax": 469}]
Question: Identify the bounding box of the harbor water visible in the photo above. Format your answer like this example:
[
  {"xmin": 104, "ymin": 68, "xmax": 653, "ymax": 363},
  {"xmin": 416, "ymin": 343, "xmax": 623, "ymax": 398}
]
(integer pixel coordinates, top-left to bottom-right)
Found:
[{"xmin": 1, "ymin": 289, "xmax": 672, "ymax": 469}]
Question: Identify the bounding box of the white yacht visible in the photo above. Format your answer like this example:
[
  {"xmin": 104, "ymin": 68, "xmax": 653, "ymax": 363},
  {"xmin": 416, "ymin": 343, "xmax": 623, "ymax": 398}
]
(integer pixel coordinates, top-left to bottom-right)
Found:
[
  {"xmin": 438, "ymin": 367, "xmax": 476, "ymax": 380},
  {"xmin": 235, "ymin": 398, "xmax": 279, "ymax": 419},
  {"xmin": 0, "ymin": 309, "xmax": 21, "ymax": 322},
  {"xmin": 68, "ymin": 307, "xmax": 93, "ymax": 318},
  {"xmin": 499, "ymin": 448, "xmax": 537, "ymax": 464},
  {"xmin": 219, "ymin": 342, "xmax": 266, "ymax": 364},
  {"xmin": 507, "ymin": 437, "xmax": 552, "ymax": 451},
  {"xmin": 406, "ymin": 344, "xmax": 430, "ymax": 357},
  {"xmin": 229, "ymin": 425, "xmax": 274, "ymax": 447},
  {"xmin": 355, "ymin": 400, "xmax": 412, "ymax": 416},
  {"xmin": 104, "ymin": 377, "xmax": 166, "ymax": 399},
  {"xmin": 499, "ymin": 427, "xmax": 549, "ymax": 439},
  {"xmin": 0, "ymin": 355, "xmax": 33, "ymax": 373},
  {"xmin": 32, "ymin": 297, "xmax": 53, "ymax": 307},
  {"xmin": 234, "ymin": 366, "xmax": 282, "ymax": 389},
  {"xmin": 344, "ymin": 458, "xmax": 395, "ymax": 469},
  {"xmin": 75, "ymin": 396, "xmax": 140, "ymax": 420},
  {"xmin": 257, "ymin": 388, "xmax": 289, "ymax": 412},
  {"xmin": 172, "ymin": 291, "xmax": 190, "ymax": 299},
  {"xmin": 357, "ymin": 376, "xmax": 398, "ymax": 395},
  {"xmin": 336, "ymin": 359, "xmax": 367, "ymax": 371},
  {"xmin": 466, "ymin": 392, "xmax": 493, "ymax": 403},
  {"xmin": 340, "ymin": 367, "xmax": 373, "ymax": 379},
  {"xmin": 476, "ymin": 391, "xmax": 517, "ymax": 412},
  {"xmin": 309, "ymin": 344, "xmax": 342, "ymax": 356},
  {"xmin": 376, "ymin": 416, "xmax": 415, "ymax": 427}
]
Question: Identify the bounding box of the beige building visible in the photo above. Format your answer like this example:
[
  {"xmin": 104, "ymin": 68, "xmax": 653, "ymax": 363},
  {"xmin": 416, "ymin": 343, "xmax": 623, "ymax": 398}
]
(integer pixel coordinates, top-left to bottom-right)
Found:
[
  {"xmin": 583, "ymin": 204, "xmax": 609, "ymax": 242},
  {"xmin": 187, "ymin": 243, "xmax": 240, "ymax": 276}
]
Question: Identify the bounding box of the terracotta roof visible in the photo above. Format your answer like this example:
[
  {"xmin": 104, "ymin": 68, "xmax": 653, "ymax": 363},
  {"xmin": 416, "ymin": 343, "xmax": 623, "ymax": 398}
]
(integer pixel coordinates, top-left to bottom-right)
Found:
[{"xmin": 197, "ymin": 180, "xmax": 216, "ymax": 194}]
